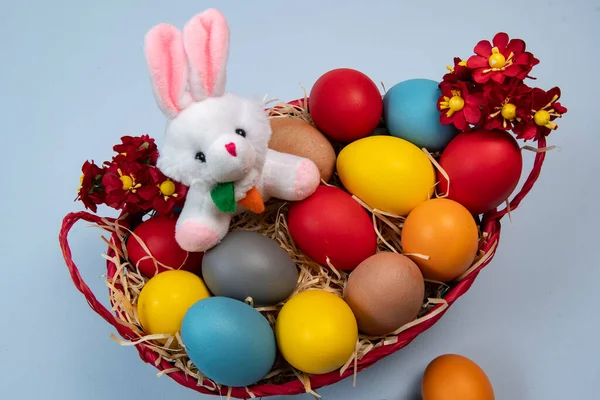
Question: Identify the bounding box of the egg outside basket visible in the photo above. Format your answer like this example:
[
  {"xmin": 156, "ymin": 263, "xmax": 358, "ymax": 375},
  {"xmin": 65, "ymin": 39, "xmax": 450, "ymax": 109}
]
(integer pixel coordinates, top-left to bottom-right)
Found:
[{"xmin": 59, "ymin": 98, "xmax": 550, "ymax": 399}]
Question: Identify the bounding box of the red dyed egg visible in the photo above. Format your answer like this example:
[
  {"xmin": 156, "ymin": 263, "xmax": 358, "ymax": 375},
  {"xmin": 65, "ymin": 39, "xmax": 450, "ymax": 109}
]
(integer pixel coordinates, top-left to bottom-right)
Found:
[
  {"xmin": 309, "ymin": 68, "xmax": 383, "ymax": 142},
  {"xmin": 287, "ymin": 185, "xmax": 377, "ymax": 271},
  {"xmin": 438, "ymin": 129, "xmax": 523, "ymax": 215},
  {"xmin": 127, "ymin": 215, "xmax": 204, "ymax": 277}
]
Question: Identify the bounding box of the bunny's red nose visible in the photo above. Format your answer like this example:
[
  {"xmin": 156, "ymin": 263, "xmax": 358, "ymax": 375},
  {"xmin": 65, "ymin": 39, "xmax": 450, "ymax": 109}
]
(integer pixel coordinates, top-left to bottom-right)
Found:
[{"xmin": 225, "ymin": 142, "xmax": 237, "ymax": 157}]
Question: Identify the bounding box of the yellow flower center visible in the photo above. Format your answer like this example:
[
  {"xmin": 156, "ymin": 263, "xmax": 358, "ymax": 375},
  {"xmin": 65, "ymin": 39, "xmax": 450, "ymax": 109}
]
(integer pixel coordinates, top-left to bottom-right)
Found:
[
  {"xmin": 159, "ymin": 180, "xmax": 176, "ymax": 196},
  {"xmin": 449, "ymin": 96, "xmax": 465, "ymax": 112},
  {"xmin": 439, "ymin": 89, "xmax": 465, "ymax": 117},
  {"xmin": 120, "ymin": 175, "xmax": 134, "ymax": 190},
  {"xmin": 534, "ymin": 110, "xmax": 551, "ymax": 126},
  {"xmin": 79, "ymin": 174, "xmax": 84, "ymax": 184},
  {"xmin": 501, "ymin": 103, "xmax": 517, "ymax": 120},
  {"xmin": 116, "ymin": 168, "xmax": 142, "ymax": 192},
  {"xmin": 445, "ymin": 59, "xmax": 468, "ymax": 73},
  {"xmin": 488, "ymin": 47, "xmax": 506, "ymax": 68}
]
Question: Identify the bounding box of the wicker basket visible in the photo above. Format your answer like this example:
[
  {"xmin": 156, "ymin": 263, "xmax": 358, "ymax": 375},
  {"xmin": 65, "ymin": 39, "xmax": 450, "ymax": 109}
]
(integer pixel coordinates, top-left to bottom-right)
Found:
[{"xmin": 59, "ymin": 98, "xmax": 548, "ymax": 399}]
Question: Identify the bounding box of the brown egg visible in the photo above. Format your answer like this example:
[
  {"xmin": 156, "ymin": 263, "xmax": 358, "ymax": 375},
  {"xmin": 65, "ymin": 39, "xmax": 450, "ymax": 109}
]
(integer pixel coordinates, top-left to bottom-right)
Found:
[
  {"xmin": 343, "ymin": 252, "xmax": 425, "ymax": 336},
  {"xmin": 268, "ymin": 117, "xmax": 336, "ymax": 182},
  {"xmin": 422, "ymin": 354, "xmax": 495, "ymax": 400}
]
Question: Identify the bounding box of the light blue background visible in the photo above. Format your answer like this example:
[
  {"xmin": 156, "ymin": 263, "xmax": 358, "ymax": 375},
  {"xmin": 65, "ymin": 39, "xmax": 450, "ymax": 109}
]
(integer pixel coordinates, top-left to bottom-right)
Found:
[{"xmin": 1, "ymin": 0, "xmax": 598, "ymax": 399}]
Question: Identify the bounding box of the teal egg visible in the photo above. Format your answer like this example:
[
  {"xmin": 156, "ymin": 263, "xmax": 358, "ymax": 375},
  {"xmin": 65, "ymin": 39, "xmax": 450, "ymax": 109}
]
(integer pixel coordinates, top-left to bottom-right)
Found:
[
  {"xmin": 181, "ymin": 297, "xmax": 276, "ymax": 387},
  {"xmin": 383, "ymin": 78, "xmax": 458, "ymax": 152}
]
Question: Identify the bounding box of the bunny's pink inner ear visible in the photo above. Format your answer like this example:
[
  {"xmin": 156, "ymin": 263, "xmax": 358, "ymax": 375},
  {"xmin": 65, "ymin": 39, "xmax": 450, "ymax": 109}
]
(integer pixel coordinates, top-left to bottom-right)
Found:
[
  {"xmin": 144, "ymin": 23, "xmax": 192, "ymax": 118},
  {"xmin": 183, "ymin": 8, "xmax": 230, "ymax": 100}
]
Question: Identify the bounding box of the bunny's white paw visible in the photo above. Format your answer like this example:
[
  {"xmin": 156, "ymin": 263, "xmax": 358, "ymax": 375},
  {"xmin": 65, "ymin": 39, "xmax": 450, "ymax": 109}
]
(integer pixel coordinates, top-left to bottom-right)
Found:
[
  {"xmin": 176, "ymin": 221, "xmax": 221, "ymax": 252},
  {"xmin": 293, "ymin": 160, "xmax": 320, "ymax": 199}
]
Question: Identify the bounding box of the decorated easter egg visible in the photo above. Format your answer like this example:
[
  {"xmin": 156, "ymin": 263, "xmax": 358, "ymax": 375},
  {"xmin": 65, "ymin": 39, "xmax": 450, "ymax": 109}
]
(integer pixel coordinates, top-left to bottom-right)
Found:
[
  {"xmin": 309, "ymin": 68, "xmax": 383, "ymax": 142},
  {"xmin": 422, "ymin": 354, "xmax": 495, "ymax": 400},
  {"xmin": 269, "ymin": 117, "xmax": 336, "ymax": 181},
  {"xmin": 202, "ymin": 231, "xmax": 298, "ymax": 306},
  {"xmin": 275, "ymin": 290, "xmax": 358, "ymax": 374},
  {"xmin": 401, "ymin": 198, "xmax": 479, "ymax": 282},
  {"xmin": 336, "ymin": 136, "xmax": 436, "ymax": 216},
  {"xmin": 383, "ymin": 78, "xmax": 458, "ymax": 152},
  {"xmin": 127, "ymin": 215, "xmax": 204, "ymax": 277},
  {"xmin": 287, "ymin": 185, "xmax": 377, "ymax": 270},
  {"xmin": 181, "ymin": 297, "xmax": 276, "ymax": 387},
  {"xmin": 438, "ymin": 129, "xmax": 522, "ymax": 215},
  {"xmin": 344, "ymin": 252, "xmax": 424, "ymax": 336},
  {"xmin": 137, "ymin": 270, "xmax": 210, "ymax": 337}
]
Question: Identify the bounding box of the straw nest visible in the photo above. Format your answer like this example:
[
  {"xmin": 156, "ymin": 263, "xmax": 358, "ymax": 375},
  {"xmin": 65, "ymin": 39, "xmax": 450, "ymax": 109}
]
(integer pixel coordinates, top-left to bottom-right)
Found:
[{"xmin": 100, "ymin": 97, "xmax": 491, "ymax": 396}]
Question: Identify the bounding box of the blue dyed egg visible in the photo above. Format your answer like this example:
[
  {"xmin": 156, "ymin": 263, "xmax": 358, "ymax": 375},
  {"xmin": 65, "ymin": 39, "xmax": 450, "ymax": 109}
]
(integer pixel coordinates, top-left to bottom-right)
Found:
[
  {"xmin": 181, "ymin": 297, "xmax": 276, "ymax": 387},
  {"xmin": 383, "ymin": 79, "xmax": 458, "ymax": 152}
]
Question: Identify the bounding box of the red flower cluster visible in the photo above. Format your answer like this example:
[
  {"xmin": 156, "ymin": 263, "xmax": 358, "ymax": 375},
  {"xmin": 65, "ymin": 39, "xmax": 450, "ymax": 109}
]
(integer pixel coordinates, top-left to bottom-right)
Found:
[
  {"xmin": 112, "ymin": 134, "xmax": 159, "ymax": 165},
  {"xmin": 75, "ymin": 135, "xmax": 187, "ymax": 215},
  {"xmin": 76, "ymin": 161, "xmax": 105, "ymax": 213},
  {"xmin": 438, "ymin": 32, "xmax": 567, "ymax": 141}
]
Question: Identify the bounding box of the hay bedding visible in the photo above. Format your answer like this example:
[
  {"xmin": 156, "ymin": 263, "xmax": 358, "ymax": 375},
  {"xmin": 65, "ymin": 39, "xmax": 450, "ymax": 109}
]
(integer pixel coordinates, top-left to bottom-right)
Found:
[{"xmin": 100, "ymin": 98, "xmax": 494, "ymax": 396}]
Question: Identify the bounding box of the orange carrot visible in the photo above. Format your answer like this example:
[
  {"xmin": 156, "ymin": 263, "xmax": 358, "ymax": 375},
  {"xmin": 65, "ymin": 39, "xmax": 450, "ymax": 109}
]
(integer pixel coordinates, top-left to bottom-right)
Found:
[{"xmin": 237, "ymin": 187, "xmax": 265, "ymax": 214}]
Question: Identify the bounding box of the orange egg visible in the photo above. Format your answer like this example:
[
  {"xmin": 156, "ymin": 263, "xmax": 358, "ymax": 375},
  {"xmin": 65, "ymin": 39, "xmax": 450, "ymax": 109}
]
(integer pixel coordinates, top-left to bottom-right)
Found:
[
  {"xmin": 422, "ymin": 354, "xmax": 495, "ymax": 400},
  {"xmin": 401, "ymin": 198, "xmax": 479, "ymax": 282}
]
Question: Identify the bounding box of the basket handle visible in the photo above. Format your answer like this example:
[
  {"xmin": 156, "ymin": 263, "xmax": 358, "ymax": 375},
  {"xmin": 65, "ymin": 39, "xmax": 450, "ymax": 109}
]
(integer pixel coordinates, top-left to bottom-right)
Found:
[
  {"xmin": 59, "ymin": 211, "xmax": 137, "ymax": 340},
  {"xmin": 485, "ymin": 136, "xmax": 547, "ymax": 222}
]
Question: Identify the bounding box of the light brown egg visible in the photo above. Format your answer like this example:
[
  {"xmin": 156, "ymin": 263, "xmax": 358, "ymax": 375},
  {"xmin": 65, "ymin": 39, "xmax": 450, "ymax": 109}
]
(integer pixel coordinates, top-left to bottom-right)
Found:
[
  {"xmin": 268, "ymin": 117, "xmax": 336, "ymax": 182},
  {"xmin": 343, "ymin": 252, "xmax": 425, "ymax": 336}
]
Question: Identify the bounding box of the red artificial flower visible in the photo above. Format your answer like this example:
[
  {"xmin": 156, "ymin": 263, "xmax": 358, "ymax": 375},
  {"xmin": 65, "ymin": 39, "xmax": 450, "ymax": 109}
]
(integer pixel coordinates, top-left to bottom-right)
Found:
[
  {"xmin": 75, "ymin": 160, "xmax": 106, "ymax": 212},
  {"xmin": 513, "ymin": 87, "xmax": 568, "ymax": 141},
  {"xmin": 482, "ymin": 80, "xmax": 532, "ymax": 131},
  {"xmin": 138, "ymin": 167, "xmax": 187, "ymax": 216},
  {"xmin": 112, "ymin": 135, "xmax": 159, "ymax": 165},
  {"xmin": 443, "ymin": 57, "xmax": 472, "ymax": 83},
  {"xmin": 467, "ymin": 32, "xmax": 539, "ymax": 84},
  {"xmin": 438, "ymin": 81, "xmax": 484, "ymax": 131},
  {"xmin": 102, "ymin": 160, "xmax": 151, "ymax": 213}
]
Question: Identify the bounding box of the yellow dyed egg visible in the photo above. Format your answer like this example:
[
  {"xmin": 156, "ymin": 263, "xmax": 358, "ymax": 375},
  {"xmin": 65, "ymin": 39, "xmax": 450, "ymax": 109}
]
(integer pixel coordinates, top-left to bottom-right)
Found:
[
  {"xmin": 275, "ymin": 290, "xmax": 358, "ymax": 374},
  {"xmin": 337, "ymin": 136, "xmax": 436, "ymax": 215},
  {"xmin": 137, "ymin": 270, "xmax": 211, "ymax": 338}
]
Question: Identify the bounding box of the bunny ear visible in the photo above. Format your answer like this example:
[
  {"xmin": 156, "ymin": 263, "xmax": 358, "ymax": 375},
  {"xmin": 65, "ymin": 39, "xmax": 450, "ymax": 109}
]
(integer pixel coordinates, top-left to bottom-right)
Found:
[
  {"xmin": 183, "ymin": 8, "xmax": 230, "ymax": 100},
  {"xmin": 144, "ymin": 23, "xmax": 193, "ymax": 119}
]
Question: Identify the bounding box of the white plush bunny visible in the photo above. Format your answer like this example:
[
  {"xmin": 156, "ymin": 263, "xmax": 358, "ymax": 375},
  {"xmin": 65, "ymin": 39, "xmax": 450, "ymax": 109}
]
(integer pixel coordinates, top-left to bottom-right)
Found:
[{"xmin": 144, "ymin": 8, "xmax": 320, "ymax": 252}]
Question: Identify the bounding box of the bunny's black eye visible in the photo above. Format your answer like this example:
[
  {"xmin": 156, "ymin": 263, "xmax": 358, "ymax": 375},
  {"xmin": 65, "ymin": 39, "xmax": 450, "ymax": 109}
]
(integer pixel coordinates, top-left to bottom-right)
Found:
[
  {"xmin": 195, "ymin": 152, "xmax": 206, "ymax": 163},
  {"xmin": 235, "ymin": 128, "xmax": 246, "ymax": 138}
]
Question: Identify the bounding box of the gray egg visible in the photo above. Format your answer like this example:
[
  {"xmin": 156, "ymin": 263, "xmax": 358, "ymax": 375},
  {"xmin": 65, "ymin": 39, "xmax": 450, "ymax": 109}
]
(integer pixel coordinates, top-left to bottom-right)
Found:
[{"xmin": 202, "ymin": 231, "xmax": 299, "ymax": 306}]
